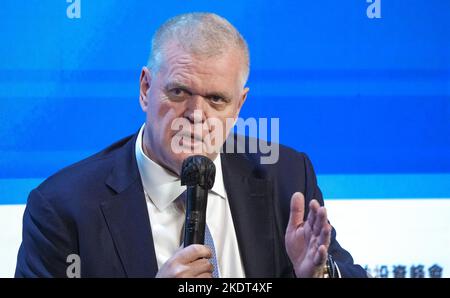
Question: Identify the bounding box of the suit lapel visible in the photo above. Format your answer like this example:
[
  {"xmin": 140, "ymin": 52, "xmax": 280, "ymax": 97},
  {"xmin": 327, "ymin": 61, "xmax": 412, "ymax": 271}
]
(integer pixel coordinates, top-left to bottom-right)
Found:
[
  {"xmin": 221, "ymin": 152, "xmax": 276, "ymax": 277},
  {"xmin": 101, "ymin": 134, "xmax": 158, "ymax": 277}
]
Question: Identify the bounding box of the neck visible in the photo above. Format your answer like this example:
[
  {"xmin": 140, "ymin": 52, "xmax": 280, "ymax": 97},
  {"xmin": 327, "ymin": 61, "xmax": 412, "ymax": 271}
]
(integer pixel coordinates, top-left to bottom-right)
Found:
[{"xmin": 142, "ymin": 129, "xmax": 180, "ymax": 177}]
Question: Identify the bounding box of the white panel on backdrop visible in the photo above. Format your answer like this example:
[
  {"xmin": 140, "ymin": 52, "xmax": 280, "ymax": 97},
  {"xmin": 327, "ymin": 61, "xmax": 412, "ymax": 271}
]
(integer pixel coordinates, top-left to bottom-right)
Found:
[
  {"xmin": 326, "ymin": 199, "xmax": 449, "ymax": 278},
  {"xmin": 0, "ymin": 205, "xmax": 25, "ymax": 278}
]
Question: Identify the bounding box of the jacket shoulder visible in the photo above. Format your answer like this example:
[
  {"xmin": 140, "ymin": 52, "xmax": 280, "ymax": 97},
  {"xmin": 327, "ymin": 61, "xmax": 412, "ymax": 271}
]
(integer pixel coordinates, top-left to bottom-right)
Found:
[
  {"xmin": 223, "ymin": 134, "xmax": 311, "ymax": 177},
  {"xmin": 34, "ymin": 134, "xmax": 136, "ymax": 202}
]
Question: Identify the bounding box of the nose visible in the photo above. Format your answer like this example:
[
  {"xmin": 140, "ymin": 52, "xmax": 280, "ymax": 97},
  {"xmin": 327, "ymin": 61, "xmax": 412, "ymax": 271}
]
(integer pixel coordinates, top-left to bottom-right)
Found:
[{"xmin": 184, "ymin": 95, "xmax": 206, "ymax": 124}]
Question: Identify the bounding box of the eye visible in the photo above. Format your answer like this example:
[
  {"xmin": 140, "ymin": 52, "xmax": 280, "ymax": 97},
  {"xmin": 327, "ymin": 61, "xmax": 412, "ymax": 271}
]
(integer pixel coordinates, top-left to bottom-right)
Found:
[
  {"xmin": 209, "ymin": 95, "xmax": 225, "ymax": 103},
  {"xmin": 170, "ymin": 88, "xmax": 186, "ymax": 97}
]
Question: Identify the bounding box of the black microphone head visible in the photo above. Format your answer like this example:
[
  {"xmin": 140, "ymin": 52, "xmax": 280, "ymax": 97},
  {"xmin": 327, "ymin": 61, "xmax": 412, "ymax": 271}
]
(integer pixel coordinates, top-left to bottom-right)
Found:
[{"xmin": 180, "ymin": 155, "xmax": 216, "ymax": 189}]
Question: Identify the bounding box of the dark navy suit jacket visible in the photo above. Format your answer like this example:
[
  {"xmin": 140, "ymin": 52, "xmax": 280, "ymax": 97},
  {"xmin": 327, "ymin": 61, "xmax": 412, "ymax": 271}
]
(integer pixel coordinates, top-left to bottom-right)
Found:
[{"xmin": 15, "ymin": 132, "xmax": 367, "ymax": 277}]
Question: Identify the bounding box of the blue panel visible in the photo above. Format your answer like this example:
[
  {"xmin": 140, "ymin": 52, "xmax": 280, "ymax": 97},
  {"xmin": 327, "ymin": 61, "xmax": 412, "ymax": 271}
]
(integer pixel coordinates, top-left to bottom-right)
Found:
[
  {"xmin": 318, "ymin": 174, "xmax": 450, "ymax": 199},
  {"xmin": 0, "ymin": 0, "xmax": 449, "ymax": 202},
  {"xmin": 0, "ymin": 179, "xmax": 43, "ymax": 205}
]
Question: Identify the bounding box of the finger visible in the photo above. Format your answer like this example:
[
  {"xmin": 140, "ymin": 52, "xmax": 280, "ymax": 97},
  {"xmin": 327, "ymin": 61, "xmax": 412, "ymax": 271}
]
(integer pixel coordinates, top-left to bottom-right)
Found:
[
  {"xmin": 287, "ymin": 192, "xmax": 305, "ymax": 232},
  {"xmin": 313, "ymin": 207, "xmax": 328, "ymax": 236},
  {"xmin": 188, "ymin": 257, "xmax": 214, "ymax": 276},
  {"xmin": 313, "ymin": 244, "xmax": 328, "ymax": 266},
  {"xmin": 307, "ymin": 199, "xmax": 320, "ymax": 230},
  {"xmin": 178, "ymin": 244, "xmax": 212, "ymax": 263},
  {"xmin": 318, "ymin": 223, "xmax": 332, "ymax": 249}
]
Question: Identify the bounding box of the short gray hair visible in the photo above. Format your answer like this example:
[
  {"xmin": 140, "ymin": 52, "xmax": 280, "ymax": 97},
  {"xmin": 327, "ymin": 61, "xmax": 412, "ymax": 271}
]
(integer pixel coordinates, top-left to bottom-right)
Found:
[{"xmin": 147, "ymin": 12, "xmax": 250, "ymax": 86}]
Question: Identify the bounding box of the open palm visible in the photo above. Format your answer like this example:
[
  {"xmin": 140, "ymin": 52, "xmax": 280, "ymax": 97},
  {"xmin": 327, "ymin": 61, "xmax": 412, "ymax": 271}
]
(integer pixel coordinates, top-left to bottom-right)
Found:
[{"xmin": 285, "ymin": 192, "xmax": 332, "ymax": 278}]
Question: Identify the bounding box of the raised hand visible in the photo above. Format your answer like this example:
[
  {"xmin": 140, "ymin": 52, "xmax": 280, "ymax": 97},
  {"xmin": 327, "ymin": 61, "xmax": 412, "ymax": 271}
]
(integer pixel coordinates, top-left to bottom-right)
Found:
[{"xmin": 285, "ymin": 192, "xmax": 332, "ymax": 278}]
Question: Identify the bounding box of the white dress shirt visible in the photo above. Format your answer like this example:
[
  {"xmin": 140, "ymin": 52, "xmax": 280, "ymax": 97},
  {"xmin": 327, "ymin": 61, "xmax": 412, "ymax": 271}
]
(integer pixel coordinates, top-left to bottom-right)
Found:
[{"xmin": 135, "ymin": 124, "xmax": 245, "ymax": 277}]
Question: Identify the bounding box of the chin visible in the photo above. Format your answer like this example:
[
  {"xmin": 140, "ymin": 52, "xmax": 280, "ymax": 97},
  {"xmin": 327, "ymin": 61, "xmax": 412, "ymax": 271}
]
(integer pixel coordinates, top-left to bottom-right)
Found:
[{"xmin": 166, "ymin": 152, "xmax": 198, "ymax": 175}]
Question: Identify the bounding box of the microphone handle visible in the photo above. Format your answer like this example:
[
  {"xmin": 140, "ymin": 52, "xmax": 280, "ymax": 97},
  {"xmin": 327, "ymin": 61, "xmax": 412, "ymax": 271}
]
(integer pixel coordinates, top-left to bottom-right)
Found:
[{"xmin": 183, "ymin": 185, "xmax": 208, "ymax": 247}]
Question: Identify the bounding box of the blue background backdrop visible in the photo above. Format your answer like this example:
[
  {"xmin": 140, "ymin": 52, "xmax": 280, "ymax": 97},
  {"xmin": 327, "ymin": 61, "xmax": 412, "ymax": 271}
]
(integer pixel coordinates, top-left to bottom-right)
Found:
[{"xmin": 0, "ymin": 0, "xmax": 449, "ymax": 203}]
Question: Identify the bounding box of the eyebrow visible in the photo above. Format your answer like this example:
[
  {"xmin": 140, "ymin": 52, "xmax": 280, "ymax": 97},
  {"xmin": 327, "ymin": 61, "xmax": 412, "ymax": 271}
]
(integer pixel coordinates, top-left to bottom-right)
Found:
[
  {"xmin": 165, "ymin": 81, "xmax": 232, "ymax": 100},
  {"xmin": 205, "ymin": 91, "xmax": 231, "ymax": 101},
  {"xmin": 165, "ymin": 82, "xmax": 193, "ymax": 94}
]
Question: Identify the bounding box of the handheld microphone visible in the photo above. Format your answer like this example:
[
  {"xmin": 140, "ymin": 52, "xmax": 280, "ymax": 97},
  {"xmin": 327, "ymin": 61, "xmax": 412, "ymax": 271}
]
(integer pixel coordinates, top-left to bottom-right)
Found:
[{"xmin": 180, "ymin": 155, "xmax": 216, "ymax": 247}]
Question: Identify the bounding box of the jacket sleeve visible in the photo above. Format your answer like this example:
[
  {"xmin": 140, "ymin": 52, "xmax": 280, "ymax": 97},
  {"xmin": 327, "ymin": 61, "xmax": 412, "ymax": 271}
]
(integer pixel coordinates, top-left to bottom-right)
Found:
[
  {"xmin": 303, "ymin": 153, "xmax": 368, "ymax": 278},
  {"xmin": 15, "ymin": 188, "xmax": 77, "ymax": 278}
]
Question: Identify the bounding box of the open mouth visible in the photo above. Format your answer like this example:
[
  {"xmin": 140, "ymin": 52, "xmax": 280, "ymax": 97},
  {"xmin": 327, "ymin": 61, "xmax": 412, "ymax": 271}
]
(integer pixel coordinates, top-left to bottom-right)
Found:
[{"xmin": 170, "ymin": 130, "xmax": 220, "ymax": 155}]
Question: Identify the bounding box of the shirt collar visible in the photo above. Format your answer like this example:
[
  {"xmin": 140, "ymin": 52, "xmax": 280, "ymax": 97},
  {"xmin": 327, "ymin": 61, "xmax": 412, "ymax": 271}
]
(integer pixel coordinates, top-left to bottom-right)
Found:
[{"xmin": 135, "ymin": 124, "xmax": 227, "ymax": 211}]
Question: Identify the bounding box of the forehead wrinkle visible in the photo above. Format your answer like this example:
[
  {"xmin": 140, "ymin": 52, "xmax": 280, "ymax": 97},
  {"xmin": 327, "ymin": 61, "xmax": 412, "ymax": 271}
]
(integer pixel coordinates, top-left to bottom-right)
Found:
[
  {"xmin": 165, "ymin": 55, "xmax": 194, "ymax": 80},
  {"xmin": 165, "ymin": 63, "xmax": 211, "ymax": 95},
  {"xmin": 162, "ymin": 49, "xmax": 238, "ymax": 98}
]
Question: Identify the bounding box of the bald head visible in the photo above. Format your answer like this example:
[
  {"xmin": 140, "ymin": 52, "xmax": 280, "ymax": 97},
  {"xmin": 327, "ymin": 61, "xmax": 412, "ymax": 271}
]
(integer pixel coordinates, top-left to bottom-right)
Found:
[{"xmin": 147, "ymin": 12, "xmax": 250, "ymax": 87}]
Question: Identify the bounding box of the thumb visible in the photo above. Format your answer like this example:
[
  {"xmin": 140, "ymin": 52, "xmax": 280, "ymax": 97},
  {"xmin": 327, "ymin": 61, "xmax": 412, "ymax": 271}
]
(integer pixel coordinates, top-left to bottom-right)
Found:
[{"xmin": 286, "ymin": 192, "xmax": 305, "ymax": 233}]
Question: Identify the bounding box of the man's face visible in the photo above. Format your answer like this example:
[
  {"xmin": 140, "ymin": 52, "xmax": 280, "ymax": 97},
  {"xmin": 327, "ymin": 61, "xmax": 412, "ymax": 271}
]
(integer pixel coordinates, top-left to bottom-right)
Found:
[{"xmin": 139, "ymin": 42, "xmax": 249, "ymax": 175}]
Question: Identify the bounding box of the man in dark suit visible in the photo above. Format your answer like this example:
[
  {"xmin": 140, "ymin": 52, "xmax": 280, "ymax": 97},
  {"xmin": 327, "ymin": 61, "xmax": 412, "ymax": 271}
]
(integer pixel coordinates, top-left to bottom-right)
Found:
[{"xmin": 15, "ymin": 12, "xmax": 367, "ymax": 278}]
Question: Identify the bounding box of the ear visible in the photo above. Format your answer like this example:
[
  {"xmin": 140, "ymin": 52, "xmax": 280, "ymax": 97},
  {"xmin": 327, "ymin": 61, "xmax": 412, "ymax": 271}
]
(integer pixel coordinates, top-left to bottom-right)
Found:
[
  {"xmin": 139, "ymin": 67, "xmax": 152, "ymax": 112},
  {"xmin": 235, "ymin": 87, "xmax": 249, "ymax": 117}
]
